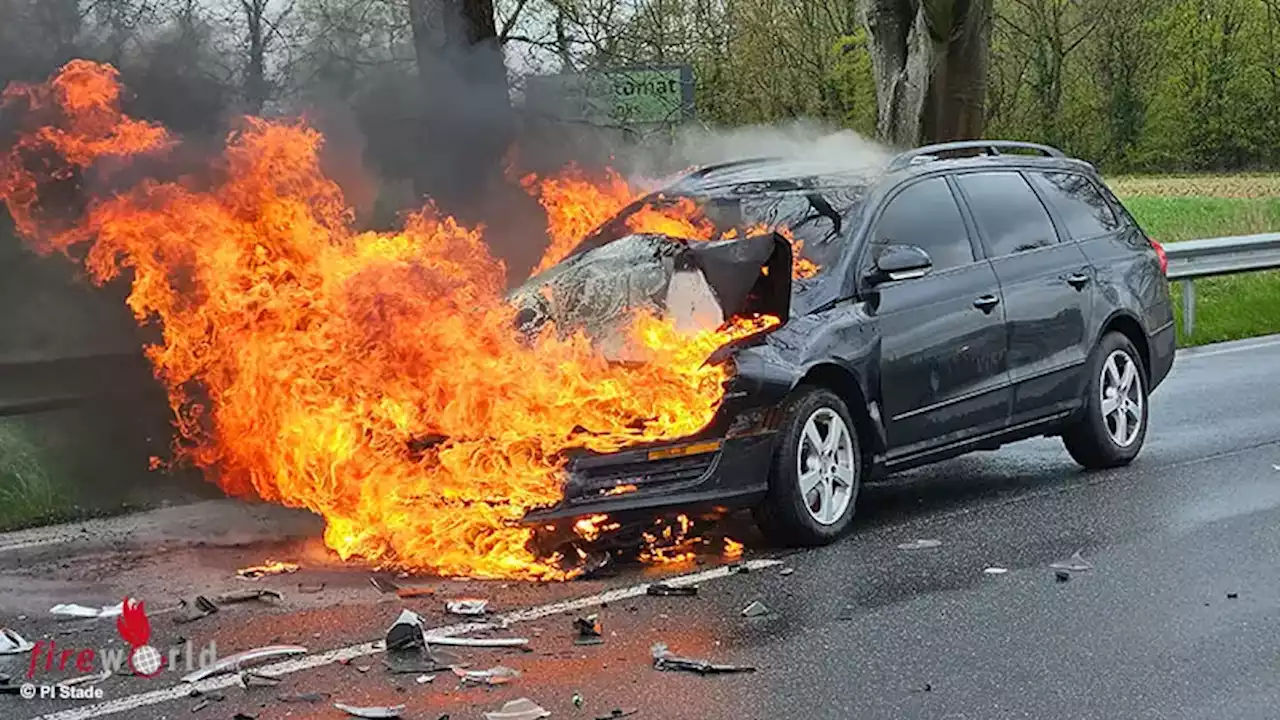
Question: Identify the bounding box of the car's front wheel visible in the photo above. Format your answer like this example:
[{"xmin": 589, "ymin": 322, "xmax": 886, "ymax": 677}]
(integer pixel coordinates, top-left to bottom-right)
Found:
[
  {"xmin": 753, "ymin": 386, "xmax": 861, "ymax": 546},
  {"xmin": 1062, "ymin": 331, "xmax": 1149, "ymax": 469}
]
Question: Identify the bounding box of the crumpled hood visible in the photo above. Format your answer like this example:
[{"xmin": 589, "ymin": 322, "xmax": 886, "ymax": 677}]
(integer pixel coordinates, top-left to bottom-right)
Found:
[{"xmin": 508, "ymin": 232, "xmax": 791, "ymax": 354}]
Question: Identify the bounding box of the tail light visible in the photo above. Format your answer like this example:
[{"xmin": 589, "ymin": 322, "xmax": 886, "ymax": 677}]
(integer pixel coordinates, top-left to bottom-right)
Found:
[{"xmin": 1150, "ymin": 237, "xmax": 1168, "ymax": 276}]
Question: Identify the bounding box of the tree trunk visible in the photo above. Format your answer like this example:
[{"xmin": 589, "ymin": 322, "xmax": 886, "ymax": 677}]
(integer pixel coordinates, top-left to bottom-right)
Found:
[
  {"xmin": 861, "ymin": 0, "xmax": 991, "ymax": 147},
  {"xmin": 406, "ymin": 0, "xmax": 512, "ymax": 209}
]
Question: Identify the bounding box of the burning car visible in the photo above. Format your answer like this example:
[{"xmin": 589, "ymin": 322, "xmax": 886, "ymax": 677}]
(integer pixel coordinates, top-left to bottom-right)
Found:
[{"xmin": 519, "ymin": 141, "xmax": 1176, "ymax": 549}]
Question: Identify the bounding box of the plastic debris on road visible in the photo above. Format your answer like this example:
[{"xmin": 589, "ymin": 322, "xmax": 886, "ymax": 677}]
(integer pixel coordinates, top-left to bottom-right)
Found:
[
  {"xmin": 483, "ymin": 698, "xmax": 551, "ymax": 720},
  {"xmin": 1049, "ymin": 550, "xmax": 1093, "ymax": 573},
  {"xmin": 897, "ymin": 539, "xmax": 942, "ymax": 550},
  {"xmin": 215, "ymin": 589, "xmax": 282, "ymax": 605},
  {"xmin": 174, "ymin": 596, "xmax": 218, "ymax": 624},
  {"xmin": 651, "ymin": 643, "xmax": 756, "ymax": 675},
  {"xmin": 180, "ymin": 645, "xmax": 307, "ymax": 683},
  {"xmin": 415, "ymin": 674, "xmax": 436, "ymax": 684},
  {"xmin": 983, "ymin": 567, "xmax": 1009, "ymax": 575},
  {"xmin": 0, "ymin": 628, "xmax": 34, "ymax": 655},
  {"xmin": 453, "ymin": 665, "xmax": 521, "ymax": 686},
  {"xmin": 595, "ymin": 710, "xmax": 639, "ymax": 719},
  {"xmin": 779, "ymin": 567, "xmax": 795, "ymax": 576},
  {"xmin": 574, "ymin": 614, "xmax": 604, "ymax": 645},
  {"xmin": 445, "ymin": 598, "xmax": 489, "ymax": 616},
  {"xmin": 385, "ymin": 609, "xmax": 426, "ymax": 652},
  {"xmin": 50, "ymin": 602, "xmax": 124, "ymax": 618},
  {"xmin": 741, "ymin": 600, "xmax": 771, "ymax": 618},
  {"xmin": 236, "ymin": 561, "xmax": 299, "ymax": 579},
  {"xmin": 334, "ymin": 702, "xmax": 406, "ymax": 718},
  {"xmin": 395, "ymin": 586, "xmax": 436, "ymax": 599},
  {"xmin": 646, "ymin": 583, "xmax": 697, "ymax": 597},
  {"xmin": 237, "ymin": 670, "xmax": 282, "ymax": 687}
]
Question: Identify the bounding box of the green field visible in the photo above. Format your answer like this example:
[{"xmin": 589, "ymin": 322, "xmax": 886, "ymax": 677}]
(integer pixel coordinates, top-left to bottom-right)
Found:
[{"xmin": 1111, "ymin": 174, "xmax": 1280, "ymax": 347}]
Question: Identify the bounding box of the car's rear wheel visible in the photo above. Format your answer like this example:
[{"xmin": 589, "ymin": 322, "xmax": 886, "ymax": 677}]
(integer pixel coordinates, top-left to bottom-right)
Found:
[
  {"xmin": 1062, "ymin": 331, "xmax": 1149, "ymax": 469},
  {"xmin": 753, "ymin": 386, "xmax": 861, "ymax": 546}
]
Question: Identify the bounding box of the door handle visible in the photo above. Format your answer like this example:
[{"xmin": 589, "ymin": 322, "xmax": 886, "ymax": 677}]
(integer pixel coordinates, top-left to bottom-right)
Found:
[
  {"xmin": 973, "ymin": 294, "xmax": 1000, "ymax": 312},
  {"xmin": 1066, "ymin": 272, "xmax": 1091, "ymax": 289}
]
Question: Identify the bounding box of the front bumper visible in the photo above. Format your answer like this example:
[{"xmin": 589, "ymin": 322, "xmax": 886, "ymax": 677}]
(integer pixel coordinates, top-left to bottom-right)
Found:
[{"xmin": 521, "ymin": 432, "xmax": 777, "ymax": 526}]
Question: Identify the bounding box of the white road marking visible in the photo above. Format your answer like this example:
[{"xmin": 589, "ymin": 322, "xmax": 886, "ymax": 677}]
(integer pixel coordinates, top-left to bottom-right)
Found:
[{"xmin": 28, "ymin": 557, "xmax": 782, "ymax": 720}]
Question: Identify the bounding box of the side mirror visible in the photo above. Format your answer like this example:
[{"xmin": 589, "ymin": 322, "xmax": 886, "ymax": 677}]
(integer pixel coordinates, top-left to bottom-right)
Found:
[{"xmin": 865, "ymin": 244, "xmax": 933, "ymax": 286}]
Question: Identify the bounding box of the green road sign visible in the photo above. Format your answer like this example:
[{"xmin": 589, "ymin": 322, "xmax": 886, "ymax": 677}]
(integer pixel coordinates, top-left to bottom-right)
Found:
[{"xmin": 525, "ymin": 66, "xmax": 695, "ymax": 127}]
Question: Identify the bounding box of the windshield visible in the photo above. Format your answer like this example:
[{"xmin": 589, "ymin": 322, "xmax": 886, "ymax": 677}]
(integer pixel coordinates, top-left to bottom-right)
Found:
[{"xmin": 560, "ymin": 187, "xmax": 867, "ymax": 280}]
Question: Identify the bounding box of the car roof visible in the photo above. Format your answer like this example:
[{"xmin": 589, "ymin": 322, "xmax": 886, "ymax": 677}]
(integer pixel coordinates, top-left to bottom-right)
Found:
[{"xmin": 660, "ymin": 141, "xmax": 1098, "ymax": 198}]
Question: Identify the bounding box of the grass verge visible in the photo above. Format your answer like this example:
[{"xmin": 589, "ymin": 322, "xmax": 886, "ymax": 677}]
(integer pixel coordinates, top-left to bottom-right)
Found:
[{"xmin": 1116, "ymin": 179, "xmax": 1280, "ymax": 348}]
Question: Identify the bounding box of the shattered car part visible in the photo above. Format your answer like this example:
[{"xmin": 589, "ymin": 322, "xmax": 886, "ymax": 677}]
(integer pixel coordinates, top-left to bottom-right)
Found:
[
  {"xmin": 1049, "ymin": 550, "xmax": 1093, "ymax": 572},
  {"xmin": 215, "ymin": 589, "xmax": 282, "ymax": 605},
  {"xmin": 385, "ymin": 609, "xmax": 425, "ymax": 652},
  {"xmin": 651, "ymin": 643, "xmax": 756, "ymax": 675},
  {"xmin": 174, "ymin": 596, "xmax": 218, "ymax": 624},
  {"xmin": 596, "ymin": 710, "xmax": 639, "ymax": 720},
  {"xmin": 180, "ymin": 645, "xmax": 307, "ymax": 682},
  {"xmin": 574, "ymin": 613, "xmax": 604, "ymax": 645},
  {"xmin": 741, "ymin": 600, "xmax": 770, "ymax": 618},
  {"xmin": 445, "ymin": 599, "xmax": 489, "ymax": 616},
  {"xmin": 369, "ymin": 577, "xmax": 401, "ymax": 594},
  {"xmin": 897, "ymin": 539, "xmax": 942, "ymax": 550},
  {"xmin": 237, "ymin": 670, "xmax": 281, "ymax": 687},
  {"xmin": 426, "ymin": 635, "xmax": 528, "ymax": 648},
  {"xmin": 334, "ymin": 702, "xmax": 406, "ymax": 718},
  {"xmin": 647, "ymin": 583, "xmax": 697, "ymax": 597},
  {"xmin": 395, "ymin": 586, "xmax": 435, "ymax": 599},
  {"xmin": 0, "ymin": 628, "xmax": 34, "ymax": 655},
  {"xmin": 453, "ymin": 665, "xmax": 521, "ymax": 686},
  {"xmin": 236, "ymin": 561, "xmax": 298, "ymax": 579},
  {"xmin": 50, "ymin": 602, "xmax": 123, "ymax": 618},
  {"xmin": 484, "ymin": 698, "xmax": 551, "ymax": 720}
]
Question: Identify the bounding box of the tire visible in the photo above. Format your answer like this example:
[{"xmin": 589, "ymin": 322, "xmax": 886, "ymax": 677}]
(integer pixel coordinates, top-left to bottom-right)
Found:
[
  {"xmin": 752, "ymin": 386, "xmax": 862, "ymax": 546},
  {"xmin": 1062, "ymin": 331, "xmax": 1149, "ymax": 470}
]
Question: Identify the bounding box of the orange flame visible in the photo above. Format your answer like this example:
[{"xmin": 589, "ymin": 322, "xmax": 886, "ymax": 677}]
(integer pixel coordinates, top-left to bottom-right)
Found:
[
  {"xmin": 0, "ymin": 62, "xmax": 778, "ymax": 580},
  {"xmin": 722, "ymin": 537, "xmax": 744, "ymax": 560},
  {"xmin": 116, "ymin": 598, "xmax": 151, "ymax": 647},
  {"xmin": 639, "ymin": 514, "xmax": 699, "ymax": 565}
]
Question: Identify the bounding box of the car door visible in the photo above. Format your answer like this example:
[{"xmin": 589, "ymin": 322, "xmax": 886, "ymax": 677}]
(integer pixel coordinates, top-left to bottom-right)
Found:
[
  {"xmin": 952, "ymin": 170, "xmax": 1096, "ymax": 422},
  {"xmin": 857, "ymin": 175, "xmax": 1012, "ymax": 458}
]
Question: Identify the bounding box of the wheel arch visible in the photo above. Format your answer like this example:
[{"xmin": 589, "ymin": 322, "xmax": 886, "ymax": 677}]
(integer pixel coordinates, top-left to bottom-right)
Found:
[
  {"xmin": 1099, "ymin": 311, "xmax": 1151, "ymax": 380},
  {"xmin": 794, "ymin": 362, "xmax": 884, "ymax": 459}
]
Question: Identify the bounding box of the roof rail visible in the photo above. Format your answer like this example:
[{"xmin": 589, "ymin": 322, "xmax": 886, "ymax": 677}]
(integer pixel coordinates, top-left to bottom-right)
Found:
[
  {"xmin": 685, "ymin": 156, "xmax": 783, "ymax": 178},
  {"xmin": 887, "ymin": 141, "xmax": 1065, "ymax": 172}
]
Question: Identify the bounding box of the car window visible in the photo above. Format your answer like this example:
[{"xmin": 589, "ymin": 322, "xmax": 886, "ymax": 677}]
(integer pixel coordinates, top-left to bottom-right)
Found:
[
  {"xmin": 1027, "ymin": 171, "xmax": 1121, "ymax": 239},
  {"xmin": 955, "ymin": 171, "xmax": 1059, "ymax": 257},
  {"xmin": 870, "ymin": 177, "xmax": 973, "ymax": 272}
]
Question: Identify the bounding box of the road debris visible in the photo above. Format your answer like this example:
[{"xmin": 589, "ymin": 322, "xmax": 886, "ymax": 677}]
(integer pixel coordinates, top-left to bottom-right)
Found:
[
  {"xmin": 651, "ymin": 643, "xmax": 756, "ymax": 675},
  {"xmin": 188, "ymin": 688, "xmax": 225, "ymax": 701},
  {"xmin": 174, "ymin": 596, "xmax": 219, "ymax": 624},
  {"xmin": 574, "ymin": 614, "xmax": 604, "ymax": 645},
  {"xmin": 573, "ymin": 692, "xmax": 584, "ymax": 708},
  {"xmin": 983, "ymin": 567, "xmax": 1009, "ymax": 575},
  {"xmin": 298, "ymin": 582, "xmax": 326, "ymax": 594},
  {"xmin": 445, "ymin": 598, "xmax": 489, "ymax": 616},
  {"xmin": 57, "ymin": 670, "xmax": 112, "ymax": 687},
  {"xmin": 334, "ymin": 702, "xmax": 406, "ymax": 718},
  {"xmin": 180, "ymin": 645, "xmax": 307, "ymax": 682},
  {"xmin": 237, "ymin": 671, "xmax": 281, "ymax": 687},
  {"xmin": 370, "ymin": 577, "xmax": 401, "ymax": 594},
  {"xmin": 483, "ymin": 698, "xmax": 550, "ymax": 720},
  {"xmin": 395, "ymin": 586, "xmax": 436, "ymax": 599},
  {"xmin": 232, "ymin": 713, "xmax": 257, "ymax": 720},
  {"xmin": 741, "ymin": 600, "xmax": 771, "ymax": 618},
  {"xmin": 1055, "ymin": 570, "xmax": 1071, "ymax": 583},
  {"xmin": 1049, "ymin": 550, "xmax": 1093, "ymax": 573},
  {"xmin": 236, "ymin": 561, "xmax": 299, "ymax": 579},
  {"xmin": 647, "ymin": 583, "xmax": 697, "ymax": 597},
  {"xmin": 897, "ymin": 539, "xmax": 942, "ymax": 550},
  {"xmin": 779, "ymin": 567, "xmax": 795, "ymax": 576},
  {"xmin": 595, "ymin": 710, "xmax": 639, "ymax": 719},
  {"xmin": 427, "ymin": 635, "xmax": 528, "ymax": 648},
  {"xmin": 0, "ymin": 628, "xmax": 34, "ymax": 655},
  {"xmin": 1227, "ymin": 592, "xmax": 1239, "ymax": 599},
  {"xmin": 386, "ymin": 609, "xmax": 426, "ymax": 652},
  {"xmin": 215, "ymin": 589, "xmax": 282, "ymax": 605},
  {"xmin": 50, "ymin": 602, "xmax": 124, "ymax": 618},
  {"xmin": 278, "ymin": 692, "xmax": 329, "ymax": 703},
  {"xmin": 190, "ymin": 698, "xmax": 210, "ymax": 713},
  {"xmin": 453, "ymin": 665, "xmax": 521, "ymax": 686},
  {"xmin": 416, "ymin": 674, "xmax": 436, "ymax": 684}
]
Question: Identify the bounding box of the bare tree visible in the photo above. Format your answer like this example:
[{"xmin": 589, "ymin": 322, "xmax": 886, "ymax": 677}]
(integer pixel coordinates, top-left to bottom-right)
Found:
[{"xmin": 860, "ymin": 0, "xmax": 993, "ymax": 147}]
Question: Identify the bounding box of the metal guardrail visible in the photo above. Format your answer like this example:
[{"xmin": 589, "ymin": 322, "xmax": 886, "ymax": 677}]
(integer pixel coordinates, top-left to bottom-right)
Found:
[{"xmin": 1165, "ymin": 232, "xmax": 1280, "ymax": 336}]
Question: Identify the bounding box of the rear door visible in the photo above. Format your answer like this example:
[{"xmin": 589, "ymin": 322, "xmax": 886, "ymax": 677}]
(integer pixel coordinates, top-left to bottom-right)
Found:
[
  {"xmin": 952, "ymin": 170, "xmax": 1095, "ymax": 422},
  {"xmin": 859, "ymin": 176, "xmax": 1012, "ymax": 458}
]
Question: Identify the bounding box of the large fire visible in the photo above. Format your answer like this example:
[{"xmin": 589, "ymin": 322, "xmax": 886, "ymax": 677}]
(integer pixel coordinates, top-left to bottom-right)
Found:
[{"xmin": 0, "ymin": 61, "xmax": 780, "ymax": 580}]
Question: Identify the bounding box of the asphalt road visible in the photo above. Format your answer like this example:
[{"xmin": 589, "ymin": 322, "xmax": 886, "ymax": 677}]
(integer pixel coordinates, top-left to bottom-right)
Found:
[{"xmin": 2, "ymin": 335, "xmax": 1279, "ymax": 720}]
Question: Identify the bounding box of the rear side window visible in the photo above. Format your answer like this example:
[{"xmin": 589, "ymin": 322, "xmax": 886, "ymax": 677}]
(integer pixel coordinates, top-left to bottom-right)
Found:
[
  {"xmin": 1027, "ymin": 171, "xmax": 1121, "ymax": 239},
  {"xmin": 955, "ymin": 171, "xmax": 1058, "ymax": 257},
  {"xmin": 871, "ymin": 177, "xmax": 973, "ymax": 272}
]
